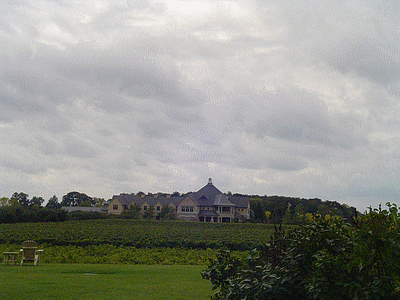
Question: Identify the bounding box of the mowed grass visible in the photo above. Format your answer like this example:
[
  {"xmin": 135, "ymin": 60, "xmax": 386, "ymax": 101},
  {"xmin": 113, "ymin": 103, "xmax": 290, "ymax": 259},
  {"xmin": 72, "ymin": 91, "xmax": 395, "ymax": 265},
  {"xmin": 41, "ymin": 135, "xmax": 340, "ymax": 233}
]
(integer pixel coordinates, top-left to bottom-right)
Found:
[{"xmin": 0, "ymin": 264, "xmax": 212, "ymax": 300}]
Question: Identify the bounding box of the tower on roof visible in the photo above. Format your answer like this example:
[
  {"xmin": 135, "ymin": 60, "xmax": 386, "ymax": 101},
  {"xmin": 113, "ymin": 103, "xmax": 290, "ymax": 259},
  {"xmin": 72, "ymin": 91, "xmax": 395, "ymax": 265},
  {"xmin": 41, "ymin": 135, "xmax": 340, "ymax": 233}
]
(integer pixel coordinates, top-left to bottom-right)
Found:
[{"xmin": 208, "ymin": 178, "xmax": 213, "ymax": 185}]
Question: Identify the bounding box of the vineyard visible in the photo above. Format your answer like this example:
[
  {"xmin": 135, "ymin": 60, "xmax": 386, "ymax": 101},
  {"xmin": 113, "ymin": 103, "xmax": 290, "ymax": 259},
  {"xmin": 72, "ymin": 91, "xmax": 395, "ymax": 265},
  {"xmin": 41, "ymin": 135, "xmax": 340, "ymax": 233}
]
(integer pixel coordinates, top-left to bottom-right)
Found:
[{"xmin": 0, "ymin": 219, "xmax": 275, "ymax": 251}]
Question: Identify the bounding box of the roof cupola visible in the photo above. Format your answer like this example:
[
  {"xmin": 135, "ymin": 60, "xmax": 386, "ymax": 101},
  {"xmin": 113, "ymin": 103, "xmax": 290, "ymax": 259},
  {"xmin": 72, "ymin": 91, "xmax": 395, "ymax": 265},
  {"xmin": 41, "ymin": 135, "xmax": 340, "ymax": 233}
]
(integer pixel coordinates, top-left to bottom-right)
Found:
[{"xmin": 208, "ymin": 178, "xmax": 213, "ymax": 185}]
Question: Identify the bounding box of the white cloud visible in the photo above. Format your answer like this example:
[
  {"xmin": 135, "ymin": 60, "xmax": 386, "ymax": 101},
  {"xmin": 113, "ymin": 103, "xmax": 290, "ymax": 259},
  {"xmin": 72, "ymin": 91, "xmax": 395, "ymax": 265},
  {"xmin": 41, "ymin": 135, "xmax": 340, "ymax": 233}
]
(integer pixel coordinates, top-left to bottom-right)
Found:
[{"xmin": 0, "ymin": 0, "xmax": 399, "ymax": 211}]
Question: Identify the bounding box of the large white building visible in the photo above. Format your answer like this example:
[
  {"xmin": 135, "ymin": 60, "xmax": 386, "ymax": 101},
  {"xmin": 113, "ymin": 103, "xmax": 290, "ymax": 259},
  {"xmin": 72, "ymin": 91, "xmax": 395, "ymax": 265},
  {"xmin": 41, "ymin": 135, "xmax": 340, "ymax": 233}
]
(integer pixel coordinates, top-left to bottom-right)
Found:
[{"xmin": 108, "ymin": 179, "xmax": 250, "ymax": 222}]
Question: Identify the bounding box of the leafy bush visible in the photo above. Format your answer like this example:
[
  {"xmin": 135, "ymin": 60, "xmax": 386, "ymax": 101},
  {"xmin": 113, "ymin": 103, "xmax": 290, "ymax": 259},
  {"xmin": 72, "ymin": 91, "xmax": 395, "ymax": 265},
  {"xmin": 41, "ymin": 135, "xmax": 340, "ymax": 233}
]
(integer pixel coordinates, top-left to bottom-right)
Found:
[
  {"xmin": 202, "ymin": 203, "xmax": 400, "ymax": 300},
  {"xmin": 0, "ymin": 206, "xmax": 68, "ymax": 223}
]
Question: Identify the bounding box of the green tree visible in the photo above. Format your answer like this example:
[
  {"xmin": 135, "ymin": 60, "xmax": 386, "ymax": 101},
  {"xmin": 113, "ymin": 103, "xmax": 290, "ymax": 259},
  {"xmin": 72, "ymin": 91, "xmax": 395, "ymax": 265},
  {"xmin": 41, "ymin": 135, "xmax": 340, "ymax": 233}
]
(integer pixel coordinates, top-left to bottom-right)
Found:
[
  {"xmin": 61, "ymin": 191, "xmax": 93, "ymax": 207},
  {"xmin": 93, "ymin": 197, "xmax": 105, "ymax": 207},
  {"xmin": 11, "ymin": 192, "xmax": 29, "ymax": 207},
  {"xmin": 159, "ymin": 205, "xmax": 176, "ymax": 220},
  {"xmin": 282, "ymin": 203, "xmax": 293, "ymax": 224},
  {"xmin": 0, "ymin": 197, "xmax": 10, "ymax": 207},
  {"xmin": 250, "ymin": 198, "xmax": 265, "ymax": 222},
  {"xmin": 77, "ymin": 199, "xmax": 92, "ymax": 207},
  {"xmin": 305, "ymin": 213, "xmax": 313, "ymax": 222},
  {"xmin": 143, "ymin": 206, "xmax": 155, "ymax": 219},
  {"xmin": 29, "ymin": 196, "xmax": 44, "ymax": 208},
  {"xmin": 121, "ymin": 203, "xmax": 141, "ymax": 219},
  {"xmin": 293, "ymin": 203, "xmax": 305, "ymax": 224},
  {"xmin": 46, "ymin": 195, "xmax": 61, "ymax": 209},
  {"xmin": 265, "ymin": 211, "xmax": 271, "ymax": 223}
]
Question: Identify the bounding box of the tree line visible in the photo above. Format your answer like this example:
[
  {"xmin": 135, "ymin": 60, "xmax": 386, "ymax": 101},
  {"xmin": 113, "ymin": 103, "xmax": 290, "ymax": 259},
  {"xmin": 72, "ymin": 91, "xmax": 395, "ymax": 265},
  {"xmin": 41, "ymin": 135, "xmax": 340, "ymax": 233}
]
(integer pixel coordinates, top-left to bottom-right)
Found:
[
  {"xmin": 249, "ymin": 195, "xmax": 356, "ymax": 224},
  {"xmin": 0, "ymin": 191, "xmax": 357, "ymax": 224},
  {"xmin": 0, "ymin": 191, "xmax": 103, "ymax": 223}
]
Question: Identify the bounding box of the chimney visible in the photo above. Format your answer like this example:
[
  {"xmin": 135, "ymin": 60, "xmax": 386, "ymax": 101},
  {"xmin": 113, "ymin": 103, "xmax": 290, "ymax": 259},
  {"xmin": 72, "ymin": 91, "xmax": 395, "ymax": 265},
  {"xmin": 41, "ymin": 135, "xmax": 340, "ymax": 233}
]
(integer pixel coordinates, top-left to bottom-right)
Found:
[{"xmin": 208, "ymin": 178, "xmax": 213, "ymax": 185}]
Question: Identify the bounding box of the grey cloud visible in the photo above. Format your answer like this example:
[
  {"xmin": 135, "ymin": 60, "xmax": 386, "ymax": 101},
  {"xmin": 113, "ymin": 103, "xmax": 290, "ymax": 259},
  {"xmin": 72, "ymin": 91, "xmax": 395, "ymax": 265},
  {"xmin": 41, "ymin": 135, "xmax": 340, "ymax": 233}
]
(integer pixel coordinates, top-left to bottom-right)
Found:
[
  {"xmin": 53, "ymin": 43, "xmax": 202, "ymax": 109},
  {"xmin": 0, "ymin": 12, "xmax": 204, "ymax": 122},
  {"xmin": 63, "ymin": 137, "xmax": 99, "ymax": 158},
  {"xmin": 38, "ymin": 116, "xmax": 71, "ymax": 134},
  {"xmin": 245, "ymin": 87, "xmax": 368, "ymax": 149},
  {"xmin": 282, "ymin": 1, "xmax": 400, "ymax": 86},
  {"xmin": 97, "ymin": 128, "xmax": 113, "ymax": 137},
  {"xmin": 228, "ymin": 136, "xmax": 308, "ymax": 171},
  {"xmin": 1, "ymin": 0, "xmax": 400, "ymax": 211},
  {"xmin": 137, "ymin": 120, "xmax": 178, "ymax": 139},
  {"xmin": 1, "ymin": 154, "xmax": 47, "ymax": 175},
  {"xmin": 134, "ymin": 156, "xmax": 148, "ymax": 167},
  {"xmin": 351, "ymin": 186, "xmax": 400, "ymax": 199},
  {"xmin": 237, "ymin": 156, "xmax": 307, "ymax": 171},
  {"xmin": 36, "ymin": 136, "xmax": 60, "ymax": 156},
  {"xmin": 169, "ymin": 109, "xmax": 203, "ymax": 124},
  {"xmin": 268, "ymin": 157, "xmax": 307, "ymax": 171}
]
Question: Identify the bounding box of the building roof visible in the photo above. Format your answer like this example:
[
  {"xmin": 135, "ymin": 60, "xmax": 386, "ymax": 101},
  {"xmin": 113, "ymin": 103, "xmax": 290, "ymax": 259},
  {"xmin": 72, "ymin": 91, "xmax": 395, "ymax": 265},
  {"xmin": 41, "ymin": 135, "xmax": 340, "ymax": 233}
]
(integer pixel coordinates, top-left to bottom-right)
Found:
[
  {"xmin": 214, "ymin": 194, "xmax": 235, "ymax": 206},
  {"xmin": 193, "ymin": 178, "xmax": 224, "ymax": 206},
  {"xmin": 112, "ymin": 194, "xmax": 184, "ymax": 208},
  {"xmin": 110, "ymin": 178, "xmax": 250, "ymax": 209},
  {"xmin": 198, "ymin": 210, "xmax": 219, "ymax": 217},
  {"xmin": 229, "ymin": 196, "xmax": 250, "ymax": 208}
]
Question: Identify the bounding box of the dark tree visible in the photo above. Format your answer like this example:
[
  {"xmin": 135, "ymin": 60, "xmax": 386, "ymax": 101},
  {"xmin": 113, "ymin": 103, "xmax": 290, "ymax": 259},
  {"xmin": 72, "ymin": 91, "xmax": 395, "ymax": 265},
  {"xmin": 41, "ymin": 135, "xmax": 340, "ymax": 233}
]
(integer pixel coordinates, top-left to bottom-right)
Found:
[
  {"xmin": 29, "ymin": 196, "xmax": 44, "ymax": 208},
  {"xmin": 159, "ymin": 205, "xmax": 176, "ymax": 220},
  {"xmin": 93, "ymin": 197, "xmax": 105, "ymax": 207},
  {"xmin": 11, "ymin": 192, "xmax": 29, "ymax": 207},
  {"xmin": 46, "ymin": 195, "xmax": 61, "ymax": 209},
  {"xmin": 61, "ymin": 191, "xmax": 93, "ymax": 207},
  {"xmin": 121, "ymin": 203, "xmax": 141, "ymax": 219},
  {"xmin": 143, "ymin": 206, "xmax": 155, "ymax": 218}
]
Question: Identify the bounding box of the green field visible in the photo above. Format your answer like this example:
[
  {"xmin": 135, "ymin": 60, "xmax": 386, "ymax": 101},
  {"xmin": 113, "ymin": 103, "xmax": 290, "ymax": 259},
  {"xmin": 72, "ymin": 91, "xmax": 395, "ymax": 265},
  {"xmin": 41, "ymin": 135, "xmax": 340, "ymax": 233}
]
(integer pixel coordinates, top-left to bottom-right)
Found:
[
  {"xmin": 0, "ymin": 264, "xmax": 212, "ymax": 300},
  {"xmin": 0, "ymin": 219, "xmax": 275, "ymax": 250},
  {"xmin": 0, "ymin": 220, "xmax": 274, "ymax": 299}
]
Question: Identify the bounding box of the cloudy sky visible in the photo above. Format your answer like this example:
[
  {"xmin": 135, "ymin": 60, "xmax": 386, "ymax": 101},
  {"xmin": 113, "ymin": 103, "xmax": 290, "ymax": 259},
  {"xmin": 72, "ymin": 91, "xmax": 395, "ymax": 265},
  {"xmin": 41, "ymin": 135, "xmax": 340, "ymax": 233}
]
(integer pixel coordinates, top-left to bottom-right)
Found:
[{"xmin": 1, "ymin": 0, "xmax": 399, "ymax": 211}]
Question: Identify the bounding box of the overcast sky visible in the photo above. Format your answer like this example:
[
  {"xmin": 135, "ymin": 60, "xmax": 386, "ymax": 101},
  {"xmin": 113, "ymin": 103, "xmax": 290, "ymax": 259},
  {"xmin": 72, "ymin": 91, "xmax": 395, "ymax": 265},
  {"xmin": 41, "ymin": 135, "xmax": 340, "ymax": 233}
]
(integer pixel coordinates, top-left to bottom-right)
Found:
[{"xmin": 1, "ymin": 0, "xmax": 399, "ymax": 211}]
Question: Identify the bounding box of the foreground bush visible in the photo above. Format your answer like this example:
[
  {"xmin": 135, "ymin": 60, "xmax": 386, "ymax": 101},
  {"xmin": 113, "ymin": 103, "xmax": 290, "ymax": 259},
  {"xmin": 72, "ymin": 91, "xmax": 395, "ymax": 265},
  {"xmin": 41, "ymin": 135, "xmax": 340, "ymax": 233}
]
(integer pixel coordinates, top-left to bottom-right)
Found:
[{"xmin": 202, "ymin": 203, "xmax": 400, "ymax": 300}]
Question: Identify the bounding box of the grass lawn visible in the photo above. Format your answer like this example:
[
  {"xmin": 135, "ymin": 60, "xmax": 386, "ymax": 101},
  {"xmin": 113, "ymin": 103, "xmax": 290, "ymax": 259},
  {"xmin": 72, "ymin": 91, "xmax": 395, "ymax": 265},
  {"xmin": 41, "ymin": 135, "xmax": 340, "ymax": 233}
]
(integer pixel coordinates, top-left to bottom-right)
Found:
[{"xmin": 0, "ymin": 264, "xmax": 212, "ymax": 300}]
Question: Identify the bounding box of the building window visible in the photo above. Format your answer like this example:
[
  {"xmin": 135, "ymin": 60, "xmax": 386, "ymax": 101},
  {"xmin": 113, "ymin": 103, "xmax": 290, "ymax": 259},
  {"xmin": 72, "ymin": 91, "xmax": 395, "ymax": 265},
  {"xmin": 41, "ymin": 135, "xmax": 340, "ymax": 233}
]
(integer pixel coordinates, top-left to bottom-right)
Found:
[
  {"xmin": 156, "ymin": 206, "xmax": 160, "ymax": 211},
  {"xmin": 113, "ymin": 205, "xmax": 118, "ymax": 210},
  {"xmin": 143, "ymin": 206, "xmax": 147, "ymax": 211},
  {"xmin": 222, "ymin": 207, "xmax": 230, "ymax": 212},
  {"xmin": 181, "ymin": 206, "xmax": 194, "ymax": 212}
]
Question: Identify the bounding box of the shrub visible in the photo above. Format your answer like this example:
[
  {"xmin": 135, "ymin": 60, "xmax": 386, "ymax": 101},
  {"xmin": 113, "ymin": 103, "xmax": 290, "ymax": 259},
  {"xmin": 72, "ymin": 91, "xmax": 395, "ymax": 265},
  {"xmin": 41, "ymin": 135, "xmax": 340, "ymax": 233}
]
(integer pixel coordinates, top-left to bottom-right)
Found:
[{"xmin": 202, "ymin": 203, "xmax": 400, "ymax": 300}]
